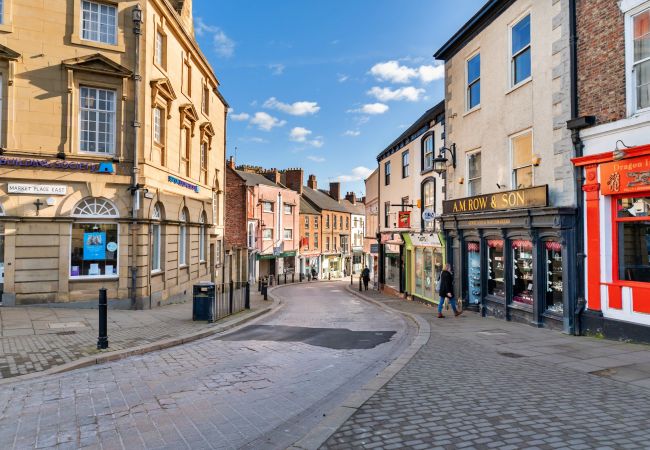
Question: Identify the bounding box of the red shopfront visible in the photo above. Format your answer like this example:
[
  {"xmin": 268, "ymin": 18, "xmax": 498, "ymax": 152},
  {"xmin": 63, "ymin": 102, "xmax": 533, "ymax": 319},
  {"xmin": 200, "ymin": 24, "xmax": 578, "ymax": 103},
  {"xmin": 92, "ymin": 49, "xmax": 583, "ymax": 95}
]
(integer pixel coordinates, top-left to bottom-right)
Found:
[{"xmin": 574, "ymin": 144, "xmax": 650, "ymax": 342}]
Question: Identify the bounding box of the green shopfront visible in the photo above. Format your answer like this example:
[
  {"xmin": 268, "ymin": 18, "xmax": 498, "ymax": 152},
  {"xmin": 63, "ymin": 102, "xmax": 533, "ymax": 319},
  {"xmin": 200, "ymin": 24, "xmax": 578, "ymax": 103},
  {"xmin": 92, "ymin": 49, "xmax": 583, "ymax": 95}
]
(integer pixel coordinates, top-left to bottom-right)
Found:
[
  {"xmin": 403, "ymin": 232, "xmax": 445, "ymax": 304},
  {"xmin": 257, "ymin": 251, "xmax": 297, "ymax": 278}
]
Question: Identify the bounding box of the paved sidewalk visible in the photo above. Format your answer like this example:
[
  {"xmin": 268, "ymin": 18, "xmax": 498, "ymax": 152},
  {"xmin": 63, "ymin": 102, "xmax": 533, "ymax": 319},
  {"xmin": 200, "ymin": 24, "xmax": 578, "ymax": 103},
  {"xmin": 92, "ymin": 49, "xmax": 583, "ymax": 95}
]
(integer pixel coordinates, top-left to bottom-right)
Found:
[
  {"xmin": 0, "ymin": 288, "xmax": 274, "ymax": 380},
  {"xmin": 322, "ymin": 287, "xmax": 650, "ymax": 449}
]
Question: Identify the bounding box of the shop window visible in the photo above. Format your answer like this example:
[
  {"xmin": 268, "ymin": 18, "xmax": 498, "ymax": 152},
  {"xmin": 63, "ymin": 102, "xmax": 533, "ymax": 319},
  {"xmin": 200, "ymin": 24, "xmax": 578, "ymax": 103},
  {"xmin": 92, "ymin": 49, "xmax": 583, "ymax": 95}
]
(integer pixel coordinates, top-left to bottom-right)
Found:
[
  {"xmin": 512, "ymin": 240, "xmax": 534, "ymax": 306},
  {"xmin": 422, "ymin": 180, "xmax": 435, "ymax": 231},
  {"xmin": 632, "ymin": 8, "xmax": 650, "ymax": 111},
  {"xmin": 616, "ymin": 196, "xmax": 650, "ymax": 282},
  {"xmin": 487, "ymin": 239, "xmax": 505, "ymax": 298},
  {"xmin": 70, "ymin": 198, "xmax": 120, "ymax": 279},
  {"xmin": 81, "ymin": 1, "xmax": 117, "ymax": 45},
  {"xmin": 511, "ymin": 14, "xmax": 531, "ymax": 86},
  {"xmin": 467, "ymin": 151, "xmax": 481, "ymax": 196},
  {"xmin": 262, "ymin": 228, "xmax": 272, "ymax": 240},
  {"xmin": 467, "ymin": 242, "xmax": 481, "ymax": 305},
  {"xmin": 511, "ymin": 131, "xmax": 533, "ymax": 189},
  {"xmin": 467, "ymin": 53, "xmax": 481, "ymax": 110},
  {"xmin": 199, "ymin": 213, "xmax": 207, "ymax": 262},
  {"xmin": 385, "ymin": 253, "xmax": 400, "ymax": 290},
  {"xmin": 422, "ymin": 134, "xmax": 434, "ymax": 171},
  {"xmin": 179, "ymin": 209, "xmax": 189, "ymax": 266},
  {"xmin": 151, "ymin": 204, "xmax": 162, "ymax": 272},
  {"xmin": 545, "ymin": 240, "xmax": 563, "ymax": 314},
  {"xmin": 402, "ymin": 150, "xmax": 410, "ymax": 178},
  {"xmin": 80, "ymin": 86, "xmax": 116, "ymax": 154},
  {"xmin": 415, "ymin": 248, "xmax": 424, "ymax": 297}
]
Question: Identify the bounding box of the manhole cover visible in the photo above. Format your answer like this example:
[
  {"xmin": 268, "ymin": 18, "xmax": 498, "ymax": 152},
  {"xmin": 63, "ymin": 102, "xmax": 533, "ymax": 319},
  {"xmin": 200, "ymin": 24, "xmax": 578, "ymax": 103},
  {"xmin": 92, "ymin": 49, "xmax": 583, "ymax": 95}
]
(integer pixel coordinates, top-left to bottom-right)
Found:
[
  {"xmin": 498, "ymin": 352, "xmax": 525, "ymax": 358},
  {"xmin": 49, "ymin": 322, "xmax": 87, "ymax": 329}
]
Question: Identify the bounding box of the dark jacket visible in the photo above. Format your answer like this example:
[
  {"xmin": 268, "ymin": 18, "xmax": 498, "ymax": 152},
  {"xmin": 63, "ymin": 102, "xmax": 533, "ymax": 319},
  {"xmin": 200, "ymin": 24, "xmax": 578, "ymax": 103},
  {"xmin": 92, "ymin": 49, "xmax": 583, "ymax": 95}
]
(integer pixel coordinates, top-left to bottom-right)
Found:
[
  {"xmin": 439, "ymin": 270, "xmax": 454, "ymax": 297},
  {"xmin": 362, "ymin": 268, "xmax": 370, "ymax": 280}
]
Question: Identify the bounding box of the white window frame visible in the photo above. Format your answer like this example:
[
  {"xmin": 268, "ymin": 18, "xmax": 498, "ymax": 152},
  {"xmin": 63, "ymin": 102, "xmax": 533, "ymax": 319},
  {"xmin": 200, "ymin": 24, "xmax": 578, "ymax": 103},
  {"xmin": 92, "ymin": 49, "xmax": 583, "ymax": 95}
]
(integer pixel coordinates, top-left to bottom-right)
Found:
[
  {"xmin": 79, "ymin": 86, "xmax": 116, "ymax": 155},
  {"xmin": 81, "ymin": 0, "xmax": 118, "ymax": 45},
  {"xmin": 423, "ymin": 134, "xmax": 434, "ymax": 171},
  {"xmin": 262, "ymin": 201, "xmax": 273, "ymax": 213},
  {"xmin": 69, "ymin": 222, "xmax": 119, "ymax": 280},
  {"xmin": 624, "ymin": 2, "xmax": 650, "ymax": 115},
  {"xmin": 284, "ymin": 204, "xmax": 293, "ymax": 215},
  {"xmin": 248, "ymin": 222, "xmax": 255, "ymax": 248},
  {"xmin": 402, "ymin": 150, "xmax": 410, "ymax": 178},
  {"xmin": 179, "ymin": 210, "xmax": 188, "ymax": 267},
  {"xmin": 155, "ymin": 29, "xmax": 165, "ymax": 68},
  {"xmin": 466, "ymin": 51, "xmax": 481, "ymax": 111},
  {"xmin": 283, "ymin": 228, "xmax": 293, "ymax": 240},
  {"xmin": 509, "ymin": 12, "xmax": 532, "ymax": 89},
  {"xmin": 466, "ymin": 149, "xmax": 482, "ymax": 197},
  {"xmin": 510, "ymin": 129, "xmax": 534, "ymax": 189},
  {"xmin": 153, "ymin": 107, "xmax": 163, "ymax": 144},
  {"xmin": 199, "ymin": 214, "xmax": 206, "ymax": 263},
  {"xmin": 151, "ymin": 204, "xmax": 162, "ymax": 273},
  {"xmin": 262, "ymin": 228, "xmax": 273, "ymax": 240}
]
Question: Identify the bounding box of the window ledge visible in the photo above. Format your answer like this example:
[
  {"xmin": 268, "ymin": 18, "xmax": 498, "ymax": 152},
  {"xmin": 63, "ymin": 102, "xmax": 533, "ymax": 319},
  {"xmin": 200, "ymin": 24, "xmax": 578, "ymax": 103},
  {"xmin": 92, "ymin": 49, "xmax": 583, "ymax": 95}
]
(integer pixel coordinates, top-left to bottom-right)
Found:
[
  {"xmin": 71, "ymin": 35, "xmax": 125, "ymax": 53},
  {"xmin": 77, "ymin": 152, "xmax": 117, "ymax": 160},
  {"xmin": 0, "ymin": 22, "xmax": 14, "ymax": 34},
  {"xmin": 179, "ymin": 264, "xmax": 188, "ymax": 269},
  {"xmin": 420, "ymin": 168, "xmax": 435, "ymax": 176},
  {"xmin": 463, "ymin": 105, "xmax": 481, "ymax": 117},
  {"xmin": 506, "ymin": 77, "xmax": 533, "ymax": 95},
  {"xmin": 70, "ymin": 276, "xmax": 119, "ymax": 281},
  {"xmin": 151, "ymin": 269, "xmax": 163, "ymax": 276}
]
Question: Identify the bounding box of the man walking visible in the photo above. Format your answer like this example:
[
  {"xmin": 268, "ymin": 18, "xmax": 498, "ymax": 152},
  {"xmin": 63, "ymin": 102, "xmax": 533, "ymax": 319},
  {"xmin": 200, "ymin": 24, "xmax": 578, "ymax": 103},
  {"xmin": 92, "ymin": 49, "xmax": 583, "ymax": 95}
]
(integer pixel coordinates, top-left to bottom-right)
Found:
[
  {"xmin": 361, "ymin": 266, "xmax": 370, "ymax": 291},
  {"xmin": 438, "ymin": 263, "xmax": 462, "ymax": 318}
]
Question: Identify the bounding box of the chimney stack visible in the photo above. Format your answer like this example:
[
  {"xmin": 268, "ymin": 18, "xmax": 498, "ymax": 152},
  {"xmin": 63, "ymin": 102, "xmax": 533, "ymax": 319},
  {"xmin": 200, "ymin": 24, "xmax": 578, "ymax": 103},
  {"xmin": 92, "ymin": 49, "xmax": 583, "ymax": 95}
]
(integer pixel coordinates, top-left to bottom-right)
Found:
[
  {"xmin": 329, "ymin": 182, "xmax": 341, "ymax": 201},
  {"xmin": 263, "ymin": 168, "xmax": 282, "ymax": 185},
  {"xmin": 228, "ymin": 156, "xmax": 235, "ymax": 170},
  {"xmin": 307, "ymin": 174, "xmax": 317, "ymax": 190},
  {"xmin": 345, "ymin": 191, "xmax": 356, "ymax": 205},
  {"xmin": 284, "ymin": 168, "xmax": 304, "ymax": 194}
]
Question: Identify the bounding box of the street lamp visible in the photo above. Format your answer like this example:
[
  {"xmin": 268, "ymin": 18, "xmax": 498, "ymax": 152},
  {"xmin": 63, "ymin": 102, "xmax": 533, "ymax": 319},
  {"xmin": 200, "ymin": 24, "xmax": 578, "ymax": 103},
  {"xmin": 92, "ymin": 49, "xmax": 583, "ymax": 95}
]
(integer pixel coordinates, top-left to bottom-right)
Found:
[{"xmin": 432, "ymin": 143, "xmax": 457, "ymax": 175}]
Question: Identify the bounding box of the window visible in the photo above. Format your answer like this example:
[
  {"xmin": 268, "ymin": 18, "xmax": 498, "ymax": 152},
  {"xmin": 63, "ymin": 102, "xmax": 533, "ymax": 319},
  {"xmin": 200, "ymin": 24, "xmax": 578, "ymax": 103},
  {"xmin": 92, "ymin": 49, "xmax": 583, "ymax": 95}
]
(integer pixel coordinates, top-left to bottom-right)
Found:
[
  {"xmin": 422, "ymin": 180, "xmax": 435, "ymax": 231},
  {"xmin": 151, "ymin": 204, "xmax": 162, "ymax": 272},
  {"xmin": 81, "ymin": 1, "xmax": 117, "ymax": 45},
  {"xmin": 511, "ymin": 131, "xmax": 533, "ymax": 188},
  {"xmin": 248, "ymin": 223, "xmax": 255, "ymax": 248},
  {"xmin": 183, "ymin": 58, "xmax": 192, "ymax": 96},
  {"xmin": 511, "ymin": 14, "xmax": 531, "ymax": 86},
  {"xmin": 466, "ymin": 242, "xmax": 481, "ymax": 305},
  {"xmin": 155, "ymin": 30, "xmax": 166, "ymax": 68},
  {"xmin": 200, "ymin": 143, "xmax": 208, "ymax": 184},
  {"xmin": 304, "ymin": 216, "xmax": 310, "ymax": 228},
  {"xmin": 284, "ymin": 204, "xmax": 293, "ymax": 215},
  {"xmin": 334, "ymin": 236, "xmax": 338, "ymax": 251},
  {"xmin": 70, "ymin": 197, "xmax": 119, "ymax": 279},
  {"xmin": 402, "ymin": 150, "xmax": 410, "ymax": 178},
  {"xmin": 314, "ymin": 233, "xmax": 319, "ymax": 249},
  {"xmin": 333, "ymin": 215, "xmax": 337, "ymax": 230},
  {"xmin": 284, "ymin": 228, "xmax": 293, "ymax": 240},
  {"xmin": 385, "ymin": 161, "xmax": 391, "ymax": 185},
  {"xmin": 326, "ymin": 236, "xmax": 330, "ymax": 251},
  {"xmin": 325, "ymin": 214, "xmax": 330, "ymax": 228},
  {"xmin": 512, "ymin": 240, "xmax": 534, "ymax": 306},
  {"xmin": 199, "ymin": 214, "xmax": 207, "ymax": 262},
  {"xmin": 153, "ymin": 107, "xmax": 164, "ymax": 144},
  {"xmin": 314, "ymin": 217, "xmax": 319, "ymax": 229},
  {"xmin": 616, "ymin": 196, "xmax": 650, "ymax": 282},
  {"xmin": 180, "ymin": 127, "xmax": 191, "ymax": 177},
  {"xmin": 487, "ymin": 239, "xmax": 505, "ymax": 298},
  {"xmin": 467, "ymin": 53, "xmax": 481, "ymax": 109},
  {"xmin": 202, "ymin": 84, "xmax": 210, "ymax": 115},
  {"xmin": 304, "ymin": 232, "xmax": 310, "ymax": 249},
  {"xmin": 545, "ymin": 241, "xmax": 563, "ymax": 314},
  {"xmin": 262, "ymin": 201, "xmax": 273, "ymax": 212},
  {"xmin": 339, "ymin": 216, "xmax": 343, "ymax": 229},
  {"xmin": 422, "ymin": 134, "xmax": 434, "ymax": 171},
  {"xmin": 384, "ymin": 201, "xmax": 390, "ymax": 228},
  {"xmin": 341, "ymin": 236, "xmax": 349, "ymax": 253},
  {"xmin": 262, "ymin": 228, "xmax": 272, "ymax": 240},
  {"xmin": 80, "ymin": 87, "xmax": 116, "ymax": 154},
  {"xmin": 401, "ymin": 196, "xmax": 409, "ymax": 212},
  {"xmin": 179, "ymin": 210, "xmax": 188, "ymax": 266},
  {"xmin": 633, "ymin": 8, "xmax": 650, "ymax": 110},
  {"xmin": 0, "ymin": 0, "xmax": 4, "ymax": 25},
  {"xmin": 346, "ymin": 216, "xmax": 349, "ymax": 229},
  {"xmin": 467, "ymin": 151, "xmax": 481, "ymax": 196}
]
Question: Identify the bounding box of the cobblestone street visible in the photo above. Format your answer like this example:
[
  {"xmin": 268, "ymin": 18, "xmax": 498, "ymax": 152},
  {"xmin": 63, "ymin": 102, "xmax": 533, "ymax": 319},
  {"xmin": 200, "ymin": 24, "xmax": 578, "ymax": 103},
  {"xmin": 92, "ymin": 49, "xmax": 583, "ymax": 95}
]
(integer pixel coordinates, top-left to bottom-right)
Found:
[{"xmin": 322, "ymin": 288, "xmax": 650, "ymax": 449}]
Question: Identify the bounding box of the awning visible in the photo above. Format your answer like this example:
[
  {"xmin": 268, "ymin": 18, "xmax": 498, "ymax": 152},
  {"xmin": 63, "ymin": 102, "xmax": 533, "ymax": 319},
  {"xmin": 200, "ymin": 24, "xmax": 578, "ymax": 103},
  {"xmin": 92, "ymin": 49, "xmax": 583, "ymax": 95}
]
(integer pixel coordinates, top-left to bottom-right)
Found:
[{"xmin": 256, "ymin": 250, "xmax": 297, "ymax": 260}]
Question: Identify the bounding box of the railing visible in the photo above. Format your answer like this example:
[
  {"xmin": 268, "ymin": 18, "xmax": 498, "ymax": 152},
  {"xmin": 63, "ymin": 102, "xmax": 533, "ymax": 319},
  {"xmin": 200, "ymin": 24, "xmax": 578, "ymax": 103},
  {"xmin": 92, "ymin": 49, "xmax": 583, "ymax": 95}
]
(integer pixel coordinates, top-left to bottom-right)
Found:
[{"xmin": 213, "ymin": 281, "xmax": 249, "ymax": 321}]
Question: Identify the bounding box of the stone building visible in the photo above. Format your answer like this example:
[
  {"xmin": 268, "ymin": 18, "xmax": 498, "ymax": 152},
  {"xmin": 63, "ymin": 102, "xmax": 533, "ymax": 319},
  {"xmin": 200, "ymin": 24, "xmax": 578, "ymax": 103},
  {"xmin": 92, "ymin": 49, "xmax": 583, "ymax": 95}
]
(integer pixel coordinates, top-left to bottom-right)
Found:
[
  {"xmin": 0, "ymin": 0, "xmax": 226, "ymax": 307},
  {"xmin": 434, "ymin": 0, "xmax": 577, "ymax": 331}
]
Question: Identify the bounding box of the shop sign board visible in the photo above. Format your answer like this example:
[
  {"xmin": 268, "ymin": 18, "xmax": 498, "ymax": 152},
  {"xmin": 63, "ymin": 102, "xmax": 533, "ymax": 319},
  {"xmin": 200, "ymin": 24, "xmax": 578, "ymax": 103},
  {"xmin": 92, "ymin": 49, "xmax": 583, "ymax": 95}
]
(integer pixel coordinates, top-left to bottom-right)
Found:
[
  {"xmin": 442, "ymin": 185, "xmax": 548, "ymax": 215},
  {"xmin": 370, "ymin": 243, "xmax": 379, "ymax": 254},
  {"xmin": 8, "ymin": 183, "xmax": 67, "ymax": 195},
  {"xmin": 168, "ymin": 175, "xmax": 199, "ymax": 193},
  {"xmin": 601, "ymin": 155, "xmax": 650, "ymax": 196},
  {"xmin": 398, "ymin": 211, "xmax": 411, "ymax": 228},
  {"xmin": 0, "ymin": 156, "xmax": 114, "ymax": 173},
  {"xmin": 408, "ymin": 232, "xmax": 441, "ymax": 247}
]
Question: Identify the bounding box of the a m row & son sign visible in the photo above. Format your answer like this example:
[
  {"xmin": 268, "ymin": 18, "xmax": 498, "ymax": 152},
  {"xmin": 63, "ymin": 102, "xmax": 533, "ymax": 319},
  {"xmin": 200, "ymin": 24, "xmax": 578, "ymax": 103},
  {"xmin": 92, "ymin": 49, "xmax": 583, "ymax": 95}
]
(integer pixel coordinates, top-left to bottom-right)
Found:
[{"xmin": 442, "ymin": 185, "xmax": 548, "ymax": 215}]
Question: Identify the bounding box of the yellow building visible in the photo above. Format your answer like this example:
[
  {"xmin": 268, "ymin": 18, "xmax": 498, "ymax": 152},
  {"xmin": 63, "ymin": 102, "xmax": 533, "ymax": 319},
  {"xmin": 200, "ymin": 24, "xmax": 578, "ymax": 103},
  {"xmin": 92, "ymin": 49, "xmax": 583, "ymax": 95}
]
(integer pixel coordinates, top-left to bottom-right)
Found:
[{"xmin": 0, "ymin": 0, "xmax": 227, "ymax": 307}]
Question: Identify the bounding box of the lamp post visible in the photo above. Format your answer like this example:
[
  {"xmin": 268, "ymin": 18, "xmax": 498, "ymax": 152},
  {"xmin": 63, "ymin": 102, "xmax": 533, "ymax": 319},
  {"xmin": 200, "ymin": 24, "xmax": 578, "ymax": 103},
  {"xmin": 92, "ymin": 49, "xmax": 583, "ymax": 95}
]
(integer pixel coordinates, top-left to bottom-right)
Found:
[{"xmin": 432, "ymin": 144, "xmax": 457, "ymax": 176}]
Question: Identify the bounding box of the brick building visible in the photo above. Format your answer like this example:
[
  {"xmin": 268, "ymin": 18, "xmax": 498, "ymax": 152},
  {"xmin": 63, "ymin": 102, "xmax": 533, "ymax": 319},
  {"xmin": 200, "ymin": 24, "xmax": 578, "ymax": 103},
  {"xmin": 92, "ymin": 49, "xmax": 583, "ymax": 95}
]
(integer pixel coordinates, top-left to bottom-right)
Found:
[
  {"xmin": 572, "ymin": 0, "xmax": 650, "ymax": 342},
  {"xmin": 299, "ymin": 197, "xmax": 321, "ymax": 278}
]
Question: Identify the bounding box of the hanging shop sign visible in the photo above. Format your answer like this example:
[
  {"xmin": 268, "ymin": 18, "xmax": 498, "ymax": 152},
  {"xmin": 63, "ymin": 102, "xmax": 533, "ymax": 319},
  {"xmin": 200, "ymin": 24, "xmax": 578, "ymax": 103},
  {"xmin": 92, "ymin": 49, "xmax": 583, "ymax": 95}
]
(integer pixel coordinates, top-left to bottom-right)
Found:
[
  {"xmin": 442, "ymin": 185, "xmax": 548, "ymax": 215},
  {"xmin": 422, "ymin": 208, "xmax": 435, "ymax": 221},
  {"xmin": 370, "ymin": 243, "xmax": 379, "ymax": 254},
  {"xmin": 0, "ymin": 156, "xmax": 114, "ymax": 173},
  {"xmin": 600, "ymin": 155, "xmax": 650, "ymax": 196},
  {"xmin": 398, "ymin": 211, "xmax": 411, "ymax": 228},
  {"xmin": 168, "ymin": 175, "xmax": 199, "ymax": 193},
  {"xmin": 408, "ymin": 232, "xmax": 441, "ymax": 247},
  {"xmin": 8, "ymin": 183, "xmax": 67, "ymax": 195}
]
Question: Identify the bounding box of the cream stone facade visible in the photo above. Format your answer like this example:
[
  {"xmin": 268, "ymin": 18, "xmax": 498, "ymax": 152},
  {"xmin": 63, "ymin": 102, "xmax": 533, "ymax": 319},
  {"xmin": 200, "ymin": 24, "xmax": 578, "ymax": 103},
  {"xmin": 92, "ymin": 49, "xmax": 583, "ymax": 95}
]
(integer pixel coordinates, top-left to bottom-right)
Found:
[{"xmin": 0, "ymin": 0, "xmax": 226, "ymax": 307}]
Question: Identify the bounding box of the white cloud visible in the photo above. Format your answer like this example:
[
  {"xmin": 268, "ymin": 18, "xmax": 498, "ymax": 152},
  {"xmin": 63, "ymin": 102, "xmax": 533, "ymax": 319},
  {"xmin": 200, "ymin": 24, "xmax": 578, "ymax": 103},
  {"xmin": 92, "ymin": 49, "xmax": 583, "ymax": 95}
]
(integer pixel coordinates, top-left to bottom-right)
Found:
[
  {"xmin": 307, "ymin": 155, "xmax": 326, "ymax": 163},
  {"xmin": 195, "ymin": 18, "xmax": 235, "ymax": 58},
  {"xmin": 344, "ymin": 130, "xmax": 361, "ymax": 137},
  {"xmin": 264, "ymin": 97, "xmax": 320, "ymax": 116},
  {"xmin": 348, "ymin": 103, "xmax": 389, "ymax": 115},
  {"xmin": 229, "ymin": 110, "xmax": 250, "ymax": 121},
  {"xmin": 269, "ymin": 63, "xmax": 285, "ymax": 75},
  {"xmin": 369, "ymin": 60, "xmax": 444, "ymax": 84},
  {"xmin": 334, "ymin": 166, "xmax": 374, "ymax": 182},
  {"xmin": 250, "ymin": 112, "xmax": 286, "ymax": 131},
  {"xmin": 368, "ymin": 86, "xmax": 425, "ymax": 102},
  {"xmin": 337, "ymin": 73, "xmax": 349, "ymax": 83},
  {"xmin": 239, "ymin": 136, "xmax": 269, "ymax": 144},
  {"xmin": 290, "ymin": 127, "xmax": 324, "ymax": 147}
]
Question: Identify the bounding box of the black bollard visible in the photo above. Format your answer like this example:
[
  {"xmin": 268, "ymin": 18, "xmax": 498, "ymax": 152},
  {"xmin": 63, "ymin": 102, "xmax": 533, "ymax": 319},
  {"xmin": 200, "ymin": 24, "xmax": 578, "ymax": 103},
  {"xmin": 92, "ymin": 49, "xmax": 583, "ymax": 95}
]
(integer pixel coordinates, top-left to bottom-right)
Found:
[
  {"xmin": 350, "ymin": 274, "xmax": 353, "ymax": 285},
  {"xmin": 258, "ymin": 278, "xmax": 262, "ymax": 292},
  {"xmin": 359, "ymin": 276, "xmax": 362, "ymax": 292},
  {"xmin": 328, "ymin": 272, "xmax": 331, "ymax": 281},
  {"xmin": 262, "ymin": 282, "xmax": 268, "ymax": 300},
  {"xmin": 245, "ymin": 282, "xmax": 250, "ymax": 309},
  {"xmin": 229, "ymin": 280, "xmax": 234, "ymax": 314},
  {"xmin": 284, "ymin": 273, "xmax": 287, "ymax": 284},
  {"xmin": 97, "ymin": 288, "xmax": 108, "ymax": 350},
  {"xmin": 292, "ymin": 273, "xmax": 295, "ymax": 283}
]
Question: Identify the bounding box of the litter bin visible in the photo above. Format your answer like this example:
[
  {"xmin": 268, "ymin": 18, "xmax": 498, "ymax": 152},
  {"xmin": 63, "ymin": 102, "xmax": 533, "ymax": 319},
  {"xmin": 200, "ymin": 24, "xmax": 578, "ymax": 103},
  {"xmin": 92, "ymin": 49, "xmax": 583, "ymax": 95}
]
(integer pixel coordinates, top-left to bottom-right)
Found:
[{"xmin": 193, "ymin": 281, "xmax": 215, "ymax": 321}]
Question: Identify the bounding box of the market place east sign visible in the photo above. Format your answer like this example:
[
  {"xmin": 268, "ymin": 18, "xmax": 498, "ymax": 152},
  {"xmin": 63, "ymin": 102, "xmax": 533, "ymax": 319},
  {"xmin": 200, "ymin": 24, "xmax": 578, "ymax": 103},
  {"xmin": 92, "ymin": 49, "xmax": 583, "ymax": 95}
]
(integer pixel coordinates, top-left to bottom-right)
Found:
[{"xmin": 442, "ymin": 185, "xmax": 548, "ymax": 215}]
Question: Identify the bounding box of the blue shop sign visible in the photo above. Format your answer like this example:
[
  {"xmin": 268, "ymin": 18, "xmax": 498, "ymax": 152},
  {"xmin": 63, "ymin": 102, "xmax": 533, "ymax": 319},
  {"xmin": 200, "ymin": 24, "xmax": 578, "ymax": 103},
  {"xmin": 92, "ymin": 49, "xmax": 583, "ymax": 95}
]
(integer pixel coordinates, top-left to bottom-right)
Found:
[
  {"xmin": 0, "ymin": 156, "xmax": 114, "ymax": 173},
  {"xmin": 168, "ymin": 175, "xmax": 199, "ymax": 193}
]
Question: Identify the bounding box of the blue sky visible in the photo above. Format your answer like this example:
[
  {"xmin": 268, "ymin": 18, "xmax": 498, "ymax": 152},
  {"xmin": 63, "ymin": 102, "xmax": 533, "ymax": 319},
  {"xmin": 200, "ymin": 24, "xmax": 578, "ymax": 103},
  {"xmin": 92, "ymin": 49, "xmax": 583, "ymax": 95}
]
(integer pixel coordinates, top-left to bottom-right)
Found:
[{"xmin": 193, "ymin": 0, "xmax": 485, "ymax": 194}]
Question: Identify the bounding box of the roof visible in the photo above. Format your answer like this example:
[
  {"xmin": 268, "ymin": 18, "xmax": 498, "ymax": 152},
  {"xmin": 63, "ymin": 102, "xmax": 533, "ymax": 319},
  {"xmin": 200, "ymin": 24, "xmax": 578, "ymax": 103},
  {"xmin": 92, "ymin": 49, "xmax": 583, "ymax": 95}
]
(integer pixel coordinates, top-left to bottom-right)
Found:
[
  {"xmin": 342, "ymin": 199, "xmax": 365, "ymax": 216},
  {"xmin": 300, "ymin": 197, "xmax": 320, "ymax": 215},
  {"xmin": 302, "ymin": 186, "xmax": 349, "ymax": 213},
  {"xmin": 235, "ymin": 170, "xmax": 280, "ymax": 188},
  {"xmin": 377, "ymin": 100, "xmax": 445, "ymax": 162},
  {"xmin": 433, "ymin": 0, "xmax": 516, "ymax": 61}
]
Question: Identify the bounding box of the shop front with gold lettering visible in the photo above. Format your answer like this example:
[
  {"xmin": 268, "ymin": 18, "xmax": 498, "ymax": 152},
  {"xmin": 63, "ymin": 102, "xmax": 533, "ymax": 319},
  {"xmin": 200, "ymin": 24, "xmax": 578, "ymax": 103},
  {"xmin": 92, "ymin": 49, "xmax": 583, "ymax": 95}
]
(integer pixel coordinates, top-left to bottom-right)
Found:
[{"xmin": 441, "ymin": 185, "xmax": 577, "ymax": 331}]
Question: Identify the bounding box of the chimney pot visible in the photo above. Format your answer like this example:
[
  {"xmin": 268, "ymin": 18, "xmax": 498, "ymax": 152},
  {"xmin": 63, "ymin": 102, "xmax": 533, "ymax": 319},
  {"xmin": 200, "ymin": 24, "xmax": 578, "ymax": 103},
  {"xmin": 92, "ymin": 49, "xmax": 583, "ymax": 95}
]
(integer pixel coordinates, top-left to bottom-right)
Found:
[{"xmin": 307, "ymin": 174, "xmax": 317, "ymax": 190}]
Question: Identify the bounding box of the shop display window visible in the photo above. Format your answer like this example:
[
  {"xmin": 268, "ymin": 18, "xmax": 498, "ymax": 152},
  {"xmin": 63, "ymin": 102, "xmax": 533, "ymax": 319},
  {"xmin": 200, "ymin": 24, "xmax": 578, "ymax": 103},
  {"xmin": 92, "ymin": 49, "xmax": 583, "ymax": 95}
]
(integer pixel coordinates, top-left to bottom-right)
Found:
[
  {"xmin": 415, "ymin": 249, "xmax": 424, "ymax": 298},
  {"xmin": 71, "ymin": 223, "xmax": 118, "ymax": 278},
  {"xmin": 385, "ymin": 255, "xmax": 400, "ymax": 289},
  {"xmin": 545, "ymin": 241, "xmax": 563, "ymax": 314},
  {"xmin": 487, "ymin": 239, "xmax": 505, "ymax": 297},
  {"xmin": 616, "ymin": 196, "xmax": 650, "ymax": 282},
  {"xmin": 424, "ymin": 248, "xmax": 433, "ymax": 299},
  {"xmin": 467, "ymin": 242, "xmax": 481, "ymax": 304},
  {"xmin": 512, "ymin": 240, "xmax": 534, "ymax": 306}
]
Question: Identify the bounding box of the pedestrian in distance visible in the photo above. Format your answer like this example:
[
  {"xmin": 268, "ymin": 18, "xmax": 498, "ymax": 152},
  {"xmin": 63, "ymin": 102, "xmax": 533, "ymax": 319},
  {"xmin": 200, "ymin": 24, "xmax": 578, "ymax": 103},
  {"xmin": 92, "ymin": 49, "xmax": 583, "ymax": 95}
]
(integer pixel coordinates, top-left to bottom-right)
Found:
[
  {"xmin": 311, "ymin": 266, "xmax": 317, "ymax": 280},
  {"xmin": 361, "ymin": 266, "xmax": 370, "ymax": 291},
  {"xmin": 438, "ymin": 263, "xmax": 462, "ymax": 318}
]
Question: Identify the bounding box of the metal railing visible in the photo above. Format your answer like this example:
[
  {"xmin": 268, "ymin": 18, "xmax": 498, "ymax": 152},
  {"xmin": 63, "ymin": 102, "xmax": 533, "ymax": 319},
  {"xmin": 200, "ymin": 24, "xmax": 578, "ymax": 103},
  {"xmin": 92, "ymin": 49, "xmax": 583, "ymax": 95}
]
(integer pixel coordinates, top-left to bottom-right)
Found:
[{"xmin": 213, "ymin": 281, "xmax": 249, "ymax": 321}]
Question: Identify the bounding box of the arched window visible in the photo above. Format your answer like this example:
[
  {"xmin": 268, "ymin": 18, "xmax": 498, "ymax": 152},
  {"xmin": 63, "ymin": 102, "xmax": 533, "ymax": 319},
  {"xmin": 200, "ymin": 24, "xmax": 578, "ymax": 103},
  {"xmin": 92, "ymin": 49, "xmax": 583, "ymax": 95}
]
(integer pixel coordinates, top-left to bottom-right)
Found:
[
  {"xmin": 70, "ymin": 197, "xmax": 119, "ymax": 278},
  {"xmin": 199, "ymin": 212, "xmax": 207, "ymax": 262},
  {"xmin": 179, "ymin": 209, "xmax": 188, "ymax": 266},
  {"xmin": 422, "ymin": 179, "xmax": 436, "ymax": 231},
  {"xmin": 151, "ymin": 204, "xmax": 163, "ymax": 272},
  {"xmin": 422, "ymin": 133, "xmax": 434, "ymax": 172}
]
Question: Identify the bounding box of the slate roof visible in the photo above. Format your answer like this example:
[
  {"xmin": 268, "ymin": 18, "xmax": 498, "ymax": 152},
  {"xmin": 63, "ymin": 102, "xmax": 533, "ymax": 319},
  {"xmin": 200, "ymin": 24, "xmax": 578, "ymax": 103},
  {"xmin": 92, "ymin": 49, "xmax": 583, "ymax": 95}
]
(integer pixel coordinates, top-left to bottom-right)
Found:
[
  {"xmin": 342, "ymin": 199, "xmax": 365, "ymax": 216},
  {"xmin": 235, "ymin": 170, "xmax": 281, "ymax": 188},
  {"xmin": 302, "ymin": 186, "xmax": 349, "ymax": 213},
  {"xmin": 300, "ymin": 197, "xmax": 320, "ymax": 215}
]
